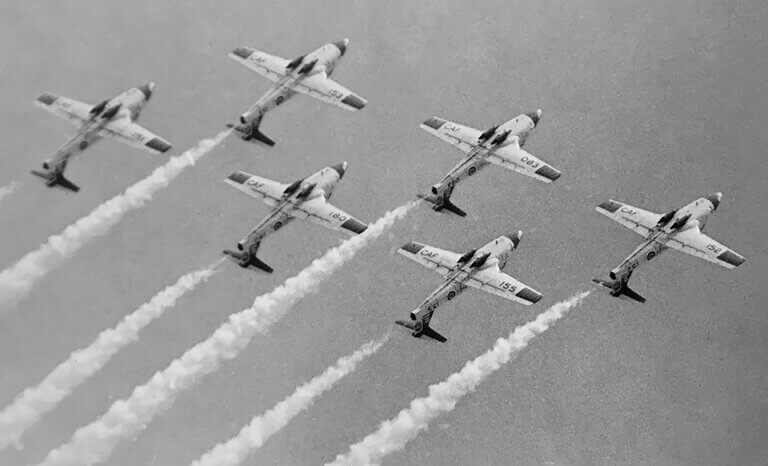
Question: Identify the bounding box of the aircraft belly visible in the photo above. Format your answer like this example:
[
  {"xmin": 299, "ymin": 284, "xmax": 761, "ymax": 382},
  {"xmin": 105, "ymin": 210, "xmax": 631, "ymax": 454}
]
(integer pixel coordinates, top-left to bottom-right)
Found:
[
  {"xmin": 615, "ymin": 239, "xmax": 666, "ymax": 277},
  {"xmin": 438, "ymin": 158, "xmax": 490, "ymax": 192},
  {"xmin": 54, "ymin": 131, "xmax": 103, "ymax": 168},
  {"xmin": 240, "ymin": 212, "xmax": 296, "ymax": 248},
  {"xmin": 414, "ymin": 280, "xmax": 467, "ymax": 322}
]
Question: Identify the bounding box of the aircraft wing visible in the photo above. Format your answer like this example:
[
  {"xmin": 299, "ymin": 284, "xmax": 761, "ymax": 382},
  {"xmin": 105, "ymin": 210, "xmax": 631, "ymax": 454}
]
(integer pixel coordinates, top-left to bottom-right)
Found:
[
  {"xmin": 420, "ymin": 117, "xmax": 482, "ymax": 154},
  {"xmin": 224, "ymin": 171, "xmax": 287, "ymax": 205},
  {"xmin": 489, "ymin": 139, "xmax": 562, "ymax": 183},
  {"xmin": 100, "ymin": 119, "xmax": 172, "ymax": 154},
  {"xmin": 666, "ymin": 226, "xmax": 746, "ymax": 269},
  {"xmin": 398, "ymin": 241, "xmax": 461, "ymax": 277},
  {"xmin": 595, "ymin": 200, "xmax": 661, "ymax": 238},
  {"xmin": 293, "ymin": 73, "xmax": 367, "ymax": 111},
  {"xmin": 296, "ymin": 196, "xmax": 369, "ymax": 235},
  {"xmin": 465, "ymin": 266, "xmax": 543, "ymax": 305},
  {"xmin": 34, "ymin": 94, "xmax": 92, "ymax": 127},
  {"xmin": 229, "ymin": 47, "xmax": 289, "ymax": 83}
]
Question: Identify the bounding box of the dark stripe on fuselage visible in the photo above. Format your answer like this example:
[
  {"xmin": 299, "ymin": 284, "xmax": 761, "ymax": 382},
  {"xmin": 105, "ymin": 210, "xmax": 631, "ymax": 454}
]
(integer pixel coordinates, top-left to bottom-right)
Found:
[{"xmin": 400, "ymin": 241, "xmax": 425, "ymax": 254}]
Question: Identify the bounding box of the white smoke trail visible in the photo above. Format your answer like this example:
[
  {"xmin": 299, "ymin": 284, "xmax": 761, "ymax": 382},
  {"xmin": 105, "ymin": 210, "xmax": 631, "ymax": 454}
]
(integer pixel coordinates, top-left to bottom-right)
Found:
[
  {"xmin": 0, "ymin": 181, "xmax": 19, "ymax": 205},
  {"xmin": 0, "ymin": 130, "xmax": 229, "ymax": 309},
  {"xmin": 192, "ymin": 335, "xmax": 390, "ymax": 466},
  {"xmin": 37, "ymin": 201, "xmax": 416, "ymax": 466},
  {"xmin": 329, "ymin": 291, "xmax": 591, "ymax": 466},
  {"xmin": 0, "ymin": 259, "xmax": 224, "ymax": 452}
]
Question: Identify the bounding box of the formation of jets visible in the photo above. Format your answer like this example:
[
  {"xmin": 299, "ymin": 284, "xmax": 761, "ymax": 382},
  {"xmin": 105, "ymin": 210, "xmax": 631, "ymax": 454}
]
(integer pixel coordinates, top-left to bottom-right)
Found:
[
  {"xmin": 28, "ymin": 38, "xmax": 747, "ymax": 342},
  {"xmin": 32, "ymin": 83, "xmax": 172, "ymax": 192}
]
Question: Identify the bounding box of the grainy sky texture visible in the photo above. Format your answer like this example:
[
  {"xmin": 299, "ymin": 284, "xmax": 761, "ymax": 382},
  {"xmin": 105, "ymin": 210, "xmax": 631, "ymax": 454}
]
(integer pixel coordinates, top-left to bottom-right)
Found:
[{"xmin": 0, "ymin": 1, "xmax": 766, "ymax": 465}]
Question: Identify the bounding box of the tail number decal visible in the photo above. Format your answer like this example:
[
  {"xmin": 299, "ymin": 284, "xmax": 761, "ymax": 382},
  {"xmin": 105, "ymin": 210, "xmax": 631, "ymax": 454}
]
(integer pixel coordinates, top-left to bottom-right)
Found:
[
  {"xmin": 499, "ymin": 281, "xmax": 517, "ymax": 292},
  {"xmin": 520, "ymin": 155, "xmax": 540, "ymax": 169}
]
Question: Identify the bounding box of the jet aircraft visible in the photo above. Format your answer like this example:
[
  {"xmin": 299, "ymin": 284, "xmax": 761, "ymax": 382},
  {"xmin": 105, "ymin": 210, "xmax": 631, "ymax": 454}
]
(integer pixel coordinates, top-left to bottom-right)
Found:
[
  {"xmin": 226, "ymin": 39, "xmax": 367, "ymax": 146},
  {"xmin": 222, "ymin": 162, "xmax": 369, "ymax": 273},
  {"xmin": 417, "ymin": 110, "xmax": 561, "ymax": 216},
  {"xmin": 593, "ymin": 193, "xmax": 745, "ymax": 303},
  {"xmin": 32, "ymin": 83, "xmax": 172, "ymax": 192},
  {"xmin": 395, "ymin": 232, "xmax": 543, "ymax": 342}
]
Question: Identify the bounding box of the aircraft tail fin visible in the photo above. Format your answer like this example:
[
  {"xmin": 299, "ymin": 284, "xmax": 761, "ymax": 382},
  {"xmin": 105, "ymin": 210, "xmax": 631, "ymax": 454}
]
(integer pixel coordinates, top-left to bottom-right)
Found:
[
  {"xmin": 223, "ymin": 246, "xmax": 274, "ymax": 274},
  {"xmin": 416, "ymin": 193, "xmax": 467, "ymax": 217},
  {"xmin": 226, "ymin": 118, "xmax": 275, "ymax": 147},
  {"xmin": 592, "ymin": 276, "xmax": 646, "ymax": 304},
  {"xmin": 395, "ymin": 319, "xmax": 448, "ymax": 343},
  {"xmin": 31, "ymin": 169, "xmax": 80, "ymax": 192}
]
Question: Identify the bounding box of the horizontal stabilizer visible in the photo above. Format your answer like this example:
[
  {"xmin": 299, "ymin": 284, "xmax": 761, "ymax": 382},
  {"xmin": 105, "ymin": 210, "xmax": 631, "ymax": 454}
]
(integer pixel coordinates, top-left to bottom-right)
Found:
[
  {"xmin": 416, "ymin": 193, "xmax": 467, "ymax": 217},
  {"xmin": 31, "ymin": 170, "xmax": 80, "ymax": 192},
  {"xmin": 395, "ymin": 320, "xmax": 448, "ymax": 343},
  {"xmin": 223, "ymin": 249, "xmax": 274, "ymax": 274},
  {"xmin": 226, "ymin": 123, "xmax": 275, "ymax": 147},
  {"xmin": 592, "ymin": 278, "xmax": 646, "ymax": 304}
]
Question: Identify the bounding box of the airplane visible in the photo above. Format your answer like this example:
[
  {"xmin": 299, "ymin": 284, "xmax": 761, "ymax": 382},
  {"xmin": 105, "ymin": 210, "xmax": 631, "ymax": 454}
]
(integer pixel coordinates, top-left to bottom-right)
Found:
[
  {"xmin": 226, "ymin": 38, "xmax": 367, "ymax": 146},
  {"xmin": 416, "ymin": 110, "xmax": 561, "ymax": 217},
  {"xmin": 222, "ymin": 162, "xmax": 369, "ymax": 273},
  {"xmin": 593, "ymin": 193, "xmax": 746, "ymax": 303},
  {"xmin": 32, "ymin": 83, "xmax": 172, "ymax": 192},
  {"xmin": 395, "ymin": 232, "xmax": 543, "ymax": 342}
]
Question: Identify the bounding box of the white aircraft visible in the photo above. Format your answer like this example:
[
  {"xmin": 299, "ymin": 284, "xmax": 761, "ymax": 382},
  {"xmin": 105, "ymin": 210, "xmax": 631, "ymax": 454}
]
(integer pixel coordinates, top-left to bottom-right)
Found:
[
  {"xmin": 226, "ymin": 38, "xmax": 367, "ymax": 146},
  {"xmin": 222, "ymin": 162, "xmax": 369, "ymax": 273},
  {"xmin": 395, "ymin": 232, "xmax": 543, "ymax": 342},
  {"xmin": 32, "ymin": 83, "xmax": 172, "ymax": 192},
  {"xmin": 417, "ymin": 110, "xmax": 561, "ymax": 216},
  {"xmin": 593, "ymin": 193, "xmax": 746, "ymax": 303}
]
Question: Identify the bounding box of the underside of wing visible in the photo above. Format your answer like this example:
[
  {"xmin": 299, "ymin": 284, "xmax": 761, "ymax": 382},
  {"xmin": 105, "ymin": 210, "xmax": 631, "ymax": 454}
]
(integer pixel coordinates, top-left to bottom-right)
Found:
[
  {"xmin": 595, "ymin": 200, "xmax": 661, "ymax": 238},
  {"xmin": 294, "ymin": 73, "xmax": 367, "ymax": 111},
  {"xmin": 466, "ymin": 267, "xmax": 543, "ymax": 305},
  {"xmin": 224, "ymin": 171, "xmax": 287, "ymax": 204},
  {"xmin": 297, "ymin": 197, "xmax": 369, "ymax": 235},
  {"xmin": 397, "ymin": 241, "xmax": 461, "ymax": 277},
  {"xmin": 419, "ymin": 117, "xmax": 481, "ymax": 154},
  {"xmin": 666, "ymin": 227, "xmax": 746, "ymax": 269},
  {"xmin": 35, "ymin": 94, "xmax": 92, "ymax": 126},
  {"xmin": 101, "ymin": 120, "xmax": 172, "ymax": 154},
  {"xmin": 489, "ymin": 142, "xmax": 561, "ymax": 183},
  {"xmin": 229, "ymin": 47, "xmax": 289, "ymax": 83}
]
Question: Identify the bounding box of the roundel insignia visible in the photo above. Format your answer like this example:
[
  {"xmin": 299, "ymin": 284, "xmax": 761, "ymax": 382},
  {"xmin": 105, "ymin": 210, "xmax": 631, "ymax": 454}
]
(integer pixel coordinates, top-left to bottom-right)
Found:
[
  {"xmin": 276, "ymin": 96, "xmax": 285, "ymax": 105},
  {"xmin": 274, "ymin": 221, "xmax": 283, "ymax": 231},
  {"xmin": 647, "ymin": 251, "xmax": 656, "ymax": 261},
  {"xmin": 79, "ymin": 141, "xmax": 89, "ymax": 150},
  {"xmin": 468, "ymin": 167, "xmax": 477, "ymax": 176},
  {"xmin": 447, "ymin": 291, "xmax": 456, "ymax": 300},
  {"xmin": 422, "ymin": 313, "xmax": 431, "ymax": 324},
  {"xmin": 414, "ymin": 321, "xmax": 423, "ymax": 332}
]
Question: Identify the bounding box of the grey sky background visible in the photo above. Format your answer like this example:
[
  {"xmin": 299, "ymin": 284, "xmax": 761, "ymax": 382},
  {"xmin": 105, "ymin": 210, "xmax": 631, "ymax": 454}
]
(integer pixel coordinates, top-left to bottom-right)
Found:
[{"xmin": 1, "ymin": 0, "xmax": 767, "ymax": 464}]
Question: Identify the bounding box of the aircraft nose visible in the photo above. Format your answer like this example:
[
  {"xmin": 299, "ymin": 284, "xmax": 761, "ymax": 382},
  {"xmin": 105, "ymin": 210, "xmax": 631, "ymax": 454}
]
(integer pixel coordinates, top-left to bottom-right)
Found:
[
  {"xmin": 507, "ymin": 231, "xmax": 523, "ymax": 248},
  {"xmin": 332, "ymin": 161, "xmax": 347, "ymax": 179},
  {"xmin": 333, "ymin": 38, "xmax": 349, "ymax": 56},
  {"xmin": 526, "ymin": 109, "xmax": 542, "ymax": 127},
  {"xmin": 139, "ymin": 82, "xmax": 154, "ymax": 100},
  {"xmin": 706, "ymin": 192, "xmax": 723, "ymax": 210}
]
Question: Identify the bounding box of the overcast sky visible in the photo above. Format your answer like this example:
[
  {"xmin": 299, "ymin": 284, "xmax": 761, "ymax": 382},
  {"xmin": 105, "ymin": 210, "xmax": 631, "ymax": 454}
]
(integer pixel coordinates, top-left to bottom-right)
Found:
[{"xmin": 1, "ymin": 0, "xmax": 767, "ymax": 464}]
